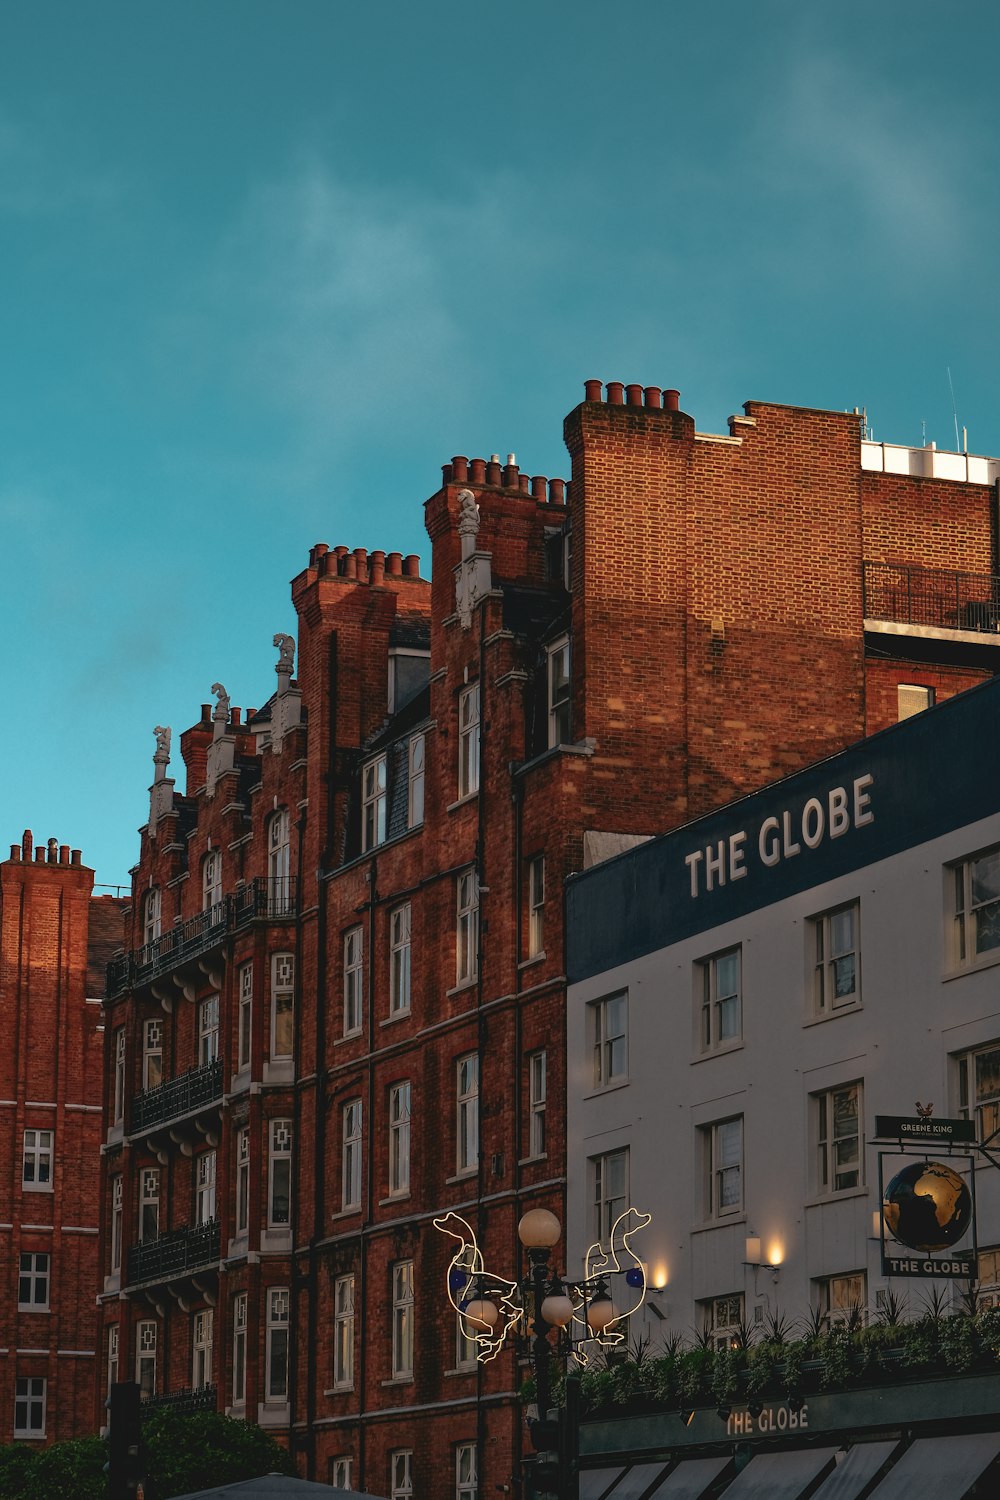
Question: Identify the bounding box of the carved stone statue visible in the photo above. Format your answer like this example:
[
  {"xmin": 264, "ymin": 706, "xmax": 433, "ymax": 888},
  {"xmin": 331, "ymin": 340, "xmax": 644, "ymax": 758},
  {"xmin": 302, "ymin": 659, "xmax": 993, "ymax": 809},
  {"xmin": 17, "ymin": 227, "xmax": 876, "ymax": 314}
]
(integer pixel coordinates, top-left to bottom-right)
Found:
[
  {"xmin": 211, "ymin": 682, "xmax": 230, "ymax": 723},
  {"xmin": 273, "ymin": 632, "xmax": 296, "ymax": 675},
  {"xmin": 153, "ymin": 725, "xmax": 171, "ymax": 762},
  {"xmin": 457, "ymin": 488, "xmax": 481, "ymax": 553}
]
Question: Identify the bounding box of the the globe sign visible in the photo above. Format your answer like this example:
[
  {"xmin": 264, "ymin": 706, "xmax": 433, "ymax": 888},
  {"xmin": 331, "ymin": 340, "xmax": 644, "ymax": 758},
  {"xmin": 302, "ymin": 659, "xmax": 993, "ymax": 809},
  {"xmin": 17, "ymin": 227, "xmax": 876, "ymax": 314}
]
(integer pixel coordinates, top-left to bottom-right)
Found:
[{"xmin": 882, "ymin": 1161, "xmax": 972, "ymax": 1253}]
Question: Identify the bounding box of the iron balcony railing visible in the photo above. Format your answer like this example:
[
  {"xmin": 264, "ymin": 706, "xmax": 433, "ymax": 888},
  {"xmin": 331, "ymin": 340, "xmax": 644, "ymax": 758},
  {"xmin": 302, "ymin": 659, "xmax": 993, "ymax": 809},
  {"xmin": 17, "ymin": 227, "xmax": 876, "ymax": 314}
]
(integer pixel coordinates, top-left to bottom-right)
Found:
[
  {"xmin": 142, "ymin": 1385, "xmax": 217, "ymax": 1415},
  {"xmin": 130, "ymin": 1058, "xmax": 223, "ymax": 1135},
  {"xmin": 863, "ymin": 561, "xmax": 1000, "ymax": 635},
  {"xmin": 126, "ymin": 1219, "xmax": 220, "ymax": 1288},
  {"xmin": 107, "ymin": 875, "xmax": 298, "ymax": 999}
]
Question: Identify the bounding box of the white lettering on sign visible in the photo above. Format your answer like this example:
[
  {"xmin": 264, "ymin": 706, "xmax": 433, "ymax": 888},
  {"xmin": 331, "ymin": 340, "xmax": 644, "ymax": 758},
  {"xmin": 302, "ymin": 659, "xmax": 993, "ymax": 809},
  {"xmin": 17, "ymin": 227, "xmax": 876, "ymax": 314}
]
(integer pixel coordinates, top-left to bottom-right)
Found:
[
  {"xmin": 685, "ymin": 777, "xmax": 875, "ymax": 898},
  {"xmin": 727, "ymin": 1403, "xmax": 809, "ymax": 1437}
]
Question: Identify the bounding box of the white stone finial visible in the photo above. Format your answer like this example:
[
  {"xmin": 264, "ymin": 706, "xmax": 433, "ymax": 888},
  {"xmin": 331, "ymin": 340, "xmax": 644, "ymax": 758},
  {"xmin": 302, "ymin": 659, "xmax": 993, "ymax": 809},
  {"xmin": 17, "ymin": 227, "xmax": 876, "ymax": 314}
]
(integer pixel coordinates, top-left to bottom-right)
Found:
[
  {"xmin": 211, "ymin": 682, "xmax": 230, "ymax": 740},
  {"xmin": 152, "ymin": 725, "xmax": 171, "ymax": 784},
  {"xmin": 457, "ymin": 488, "xmax": 481, "ymax": 562},
  {"xmin": 273, "ymin": 633, "xmax": 295, "ymax": 691}
]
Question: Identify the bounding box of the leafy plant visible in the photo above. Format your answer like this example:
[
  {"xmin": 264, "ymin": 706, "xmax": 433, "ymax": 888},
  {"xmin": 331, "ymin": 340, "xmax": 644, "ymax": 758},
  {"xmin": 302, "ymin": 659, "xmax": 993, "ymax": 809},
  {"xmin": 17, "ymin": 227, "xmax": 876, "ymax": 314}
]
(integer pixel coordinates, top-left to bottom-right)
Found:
[{"xmin": 759, "ymin": 1306, "xmax": 794, "ymax": 1345}]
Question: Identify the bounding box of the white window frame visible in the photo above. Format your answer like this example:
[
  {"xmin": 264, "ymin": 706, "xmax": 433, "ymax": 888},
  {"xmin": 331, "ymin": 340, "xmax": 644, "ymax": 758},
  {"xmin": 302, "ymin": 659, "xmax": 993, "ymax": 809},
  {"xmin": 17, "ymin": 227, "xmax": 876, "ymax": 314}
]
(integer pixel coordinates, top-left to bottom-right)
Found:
[
  {"xmin": 142, "ymin": 1018, "xmax": 163, "ymax": 1092},
  {"xmin": 333, "ymin": 1274, "xmax": 354, "ymax": 1391},
  {"xmin": 528, "ymin": 1050, "xmax": 546, "ymax": 1159},
  {"xmin": 391, "ymin": 1260, "xmax": 414, "ymax": 1379},
  {"xmin": 198, "ymin": 994, "xmax": 220, "ymax": 1067},
  {"xmin": 195, "ymin": 1150, "xmax": 217, "ymax": 1225},
  {"xmin": 342, "ymin": 1099, "xmax": 363, "ymax": 1212},
  {"xmin": 391, "ymin": 1449, "xmax": 414, "ymax": 1500},
  {"xmin": 389, "ymin": 1081, "xmax": 411, "ymax": 1197},
  {"xmin": 975, "ymin": 1247, "xmax": 1000, "ymax": 1310},
  {"xmin": 107, "ymin": 1324, "xmax": 119, "ymax": 1397},
  {"xmin": 456, "ymin": 871, "xmax": 478, "ymax": 985},
  {"xmin": 700, "ymin": 1293, "xmax": 745, "ymax": 1351},
  {"xmin": 111, "ymin": 1176, "xmax": 123, "ymax": 1272},
  {"xmin": 203, "ymin": 848, "xmax": 222, "ymax": 911},
  {"xmin": 703, "ymin": 1117, "xmax": 743, "ymax": 1220},
  {"xmin": 238, "ymin": 962, "xmax": 253, "ymax": 1070},
  {"xmin": 136, "ymin": 1319, "xmax": 157, "ymax": 1397},
  {"xmin": 408, "ymin": 733, "xmax": 425, "ymax": 827},
  {"xmin": 265, "ymin": 1287, "xmax": 289, "ymax": 1401},
  {"xmin": 591, "ymin": 1147, "xmax": 629, "ymax": 1243},
  {"xmin": 139, "ymin": 1166, "xmax": 160, "ymax": 1243},
  {"xmin": 699, "ymin": 947, "xmax": 742, "ymax": 1052},
  {"xmin": 816, "ymin": 1271, "xmax": 868, "ymax": 1327},
  {"xmin": 592, "ymin": 991, "xmax": 628, "ymax": 1089},
  {"xmin": 951, "ymin": 845, "xmax": 1000, "ymax": 969},
  {"xmin": 898, "ymin": 683, "xmax": 935, "ymax": 720},
  {"xmin": 458, "ymin": 683, "xmax": 480, "ymax": 798},
  {"xmin": 390, "ymin": 904, "xmax": 411, "ymax": 1015},
  {"xmin": 268, "ymin": 1119, "xmax": 292, "ymax": 1228},
  {"xmin": 344, "ymin": 927, "xmax": 363, "ymax": 1037},
  {"xmin": 527, "ymin": 855, "xmax": 545, "ymax": 958},
  {"xmin": 113, "ymin": 1027, "xmax": 126, "ymax": 1126},
  {"xmin": 18, "ymin": 1252, "xmax": 50, "ymax": 1311},
  {"xmin": 547, "ymin": 635, "xmax": 571, "ymax": 747},
  {"xmin": 456, "ymin": 1441, "xmax": 477, "ymax": 1500},
  {"xmin": 143, "ymin": 886, "xmax": 162, "ymax": 947},
  {"xmin": 362, "ymin": 753, "xmax": 388, "ymax": 851},
  {"xmin": 271, "ymin": 952, "xmax": 294, "ymax": 1060},
  {"xmin": 192, "ymin": 1308, "xmax": 213, "ymax": 1389},
  {"xmin": 331, "ymin": 1457, "xmax": 353, "ymax": 1491},
  {"xmin": 13, "ymin": 1377, "xmax": 46, "ymax": 1439},
  {"xmin": 232, "ymin": 1292, "xmax": 247, "ymax": 1406},
  {"xmin": 811, "ymin": 903, "xmax": 860, "ymax": 1015},
  {"xmin": 957, "ymin": 1041, "xmax": 1000, "ymax": 1140},
  {"xmin": 456, "ymin": 1054, "xmax": 479, "ymax": 1176},
  {"xmin": 456, "ymin": 1307, "xmax": 477, "ymax": 1371},
  {"xmin": 22, "ymin": 1129, "xmax": 53, "ymax": 1192},
  {"xmin": 388, "ymin": 647, "xmax": 430, "ymax": 714},
  {"xmin": 236, "ymin": 1127, "xmax": 250, "ymax": 1235},
  {"xmin": 814, "ymin": 1082, "xmax": 863, "ymax": 1194},
  {"xmin": 268, "ymin": 809, "xmax": 291, "ymax": 913}
]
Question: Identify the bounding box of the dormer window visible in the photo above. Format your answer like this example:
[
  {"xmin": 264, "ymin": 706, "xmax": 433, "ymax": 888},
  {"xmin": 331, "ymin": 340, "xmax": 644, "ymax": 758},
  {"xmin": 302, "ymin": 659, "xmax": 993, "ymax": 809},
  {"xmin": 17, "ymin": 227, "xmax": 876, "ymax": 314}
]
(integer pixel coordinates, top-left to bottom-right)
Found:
[
  {"xmin": 388, "ymin": 649, "xmax": 431, "ymax": 714},
  {"xmin": 203, "ymin": 850, "xmax": 222, "ymax": 911},
  {"xmin": 362, "ymin": 755, "xmax": 387, "ymax": 851}
]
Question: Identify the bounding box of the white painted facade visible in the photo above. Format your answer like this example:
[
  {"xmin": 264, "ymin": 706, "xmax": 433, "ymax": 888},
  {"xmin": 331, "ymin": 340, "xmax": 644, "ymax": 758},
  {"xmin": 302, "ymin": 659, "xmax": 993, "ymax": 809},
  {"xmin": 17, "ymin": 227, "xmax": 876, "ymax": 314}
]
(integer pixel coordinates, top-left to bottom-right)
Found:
[{"xmin": 566, "ymin": 693, "xmax": 1000, "ymax": 1347}]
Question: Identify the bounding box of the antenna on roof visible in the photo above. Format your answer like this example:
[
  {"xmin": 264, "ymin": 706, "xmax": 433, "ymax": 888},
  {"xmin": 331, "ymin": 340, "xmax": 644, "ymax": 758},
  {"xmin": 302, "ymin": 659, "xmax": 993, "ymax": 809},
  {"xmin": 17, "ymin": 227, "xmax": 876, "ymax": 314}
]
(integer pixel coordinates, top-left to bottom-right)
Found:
[{"xmin": 947, "ymin": 367, "xmax": 960, "ymax": 453}]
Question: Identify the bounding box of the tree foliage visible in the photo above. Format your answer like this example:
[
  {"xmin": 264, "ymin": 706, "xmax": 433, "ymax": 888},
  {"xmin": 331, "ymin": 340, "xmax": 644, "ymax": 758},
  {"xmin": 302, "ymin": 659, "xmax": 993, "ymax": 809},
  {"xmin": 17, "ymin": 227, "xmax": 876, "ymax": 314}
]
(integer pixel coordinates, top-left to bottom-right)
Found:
[{"xmin": 142, "ymin": 1409, "xmax": 296, "ymax": 1499}]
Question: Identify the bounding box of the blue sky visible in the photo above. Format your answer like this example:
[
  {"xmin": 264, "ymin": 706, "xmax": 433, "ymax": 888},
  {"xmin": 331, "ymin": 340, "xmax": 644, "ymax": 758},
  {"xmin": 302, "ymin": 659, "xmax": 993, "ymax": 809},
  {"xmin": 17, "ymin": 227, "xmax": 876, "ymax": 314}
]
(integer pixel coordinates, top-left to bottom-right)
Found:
[{"xmin": 2, "ymin": 1, "xmax": 998, "ymax": 888}]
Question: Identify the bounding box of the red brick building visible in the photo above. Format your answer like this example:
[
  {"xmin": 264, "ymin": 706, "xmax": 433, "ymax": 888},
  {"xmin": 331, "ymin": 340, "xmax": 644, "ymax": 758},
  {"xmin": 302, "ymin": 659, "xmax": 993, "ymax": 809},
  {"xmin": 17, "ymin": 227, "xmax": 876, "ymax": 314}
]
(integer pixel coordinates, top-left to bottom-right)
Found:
[
  {"xmin": 0, "ymin": 831, "xmax": 124, "ymax": 1444},
  {"xmin": 100, "ymin": 380, "xmax": 998, "ymax": 1493}
]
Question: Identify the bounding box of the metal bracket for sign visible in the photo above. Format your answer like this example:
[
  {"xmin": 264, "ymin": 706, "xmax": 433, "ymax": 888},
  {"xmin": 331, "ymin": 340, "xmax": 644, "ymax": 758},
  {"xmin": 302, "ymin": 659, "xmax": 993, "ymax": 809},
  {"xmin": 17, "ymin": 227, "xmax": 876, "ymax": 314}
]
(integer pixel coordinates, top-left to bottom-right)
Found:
[{"xmin": 871, "ymin": 1115, "xmax": 979, "ymax": 1281}]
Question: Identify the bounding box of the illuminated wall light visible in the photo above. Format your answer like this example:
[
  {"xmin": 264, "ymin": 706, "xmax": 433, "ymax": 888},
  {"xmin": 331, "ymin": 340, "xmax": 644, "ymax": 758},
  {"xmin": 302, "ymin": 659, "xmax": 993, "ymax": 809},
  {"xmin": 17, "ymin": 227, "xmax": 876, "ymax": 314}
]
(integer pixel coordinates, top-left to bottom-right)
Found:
[
  {"xmin": 744, "ymin": 1235, "xmax": 762, "ymax": 1266},
  {"xmin": 767, "ymin": 1241, "xmax": 784, "ymax": 1268},
  {"xmin": 648, "ymin": 1260, "xmax": 669, "ymax": 1293}
]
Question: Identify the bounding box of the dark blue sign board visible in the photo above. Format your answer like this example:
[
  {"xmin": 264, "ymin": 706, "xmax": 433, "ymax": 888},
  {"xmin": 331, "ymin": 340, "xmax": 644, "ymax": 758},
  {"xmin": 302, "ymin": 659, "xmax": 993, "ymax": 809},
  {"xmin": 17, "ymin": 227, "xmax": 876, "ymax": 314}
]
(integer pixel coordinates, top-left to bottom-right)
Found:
[{"xmin": 567, "ymin": 675, "xmax": 1000, "ymax": 985}]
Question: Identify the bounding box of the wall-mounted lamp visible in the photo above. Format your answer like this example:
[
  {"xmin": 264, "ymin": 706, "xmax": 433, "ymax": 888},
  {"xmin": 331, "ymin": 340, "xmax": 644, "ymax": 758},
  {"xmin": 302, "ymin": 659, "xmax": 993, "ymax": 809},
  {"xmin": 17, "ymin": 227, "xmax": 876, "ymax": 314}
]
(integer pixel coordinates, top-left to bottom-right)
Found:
[
  {"xmin": 871, "ymin": 1210, "xmax": 884, "ymax": 1240},
  {"xmin": 744, "ymin": 1235, "xmax": 762, "ymax": 1266}
]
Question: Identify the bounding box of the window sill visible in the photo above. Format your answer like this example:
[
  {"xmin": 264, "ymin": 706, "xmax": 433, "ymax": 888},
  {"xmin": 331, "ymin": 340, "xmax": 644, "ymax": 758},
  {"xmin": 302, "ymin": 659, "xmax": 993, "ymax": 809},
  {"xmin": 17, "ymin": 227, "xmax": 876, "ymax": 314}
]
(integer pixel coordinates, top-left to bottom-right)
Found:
[
  {"xmin": 257, "ymin": 1401, "xmax": 290, "ymax": 1427},
  {"xmin": 446, "ymin": 978, "xmax": 477, "ymax": 998},
  {"xmin": 518, "ymin": 1153, "xmax": 548, "ymax": 1167},
  {"xmin": 379, "ymin": 1191, "xmax": 411, "ymax": 1206},
  {"xmin": 692, "ymin": 1041, "xmax": 744, "ymax": 1064},
  {"xmin": 331, "ymin": 1207, "xmax": 362, "ymax": 1222},
  {"xmin": 445, "ymin": 1366, "xmax": 477, "ymax": 1378},
  {"xmin": 445, "ymin": 1170, "xmax": 478, "ymax": 1185},
  {"xmin": 519, "ymin": 953, "xmax": 546, "ymax": 970},
  {"xmin": 691, "ymin": 1213, "xmax": 747, "ymax": 1234},
  {"xmin": 17, "ymin": 1306, "xmax": 50, "ymax": 1315},
  {"xmin": 262, "ymin": 1058, "xmax": 293, "ymax": 1085},
  {"xmin": 381, "ymin": 1376, "xmax": 414, "ymax": 1388},
  {"xmin": 21, "ymin": 1185, "xmax": 53, "ymax": 1195},
  {"xmin": 447, "ymin": 792, "xmax": 480, "ymax": 813},
  {"xmin": 380, "ymin": 1009, "xmax": 412, "ymax": 1027},
  {"xmin": 943, "ymin": 950, "xmax": 1000, "ymax": 982},
  {"xmin": 323, "ymin": 1386, "xmax": 355, "ymax": 1397},
  {"xmin": 803, "ymin": 1003, "xmax": 862, "ymax": 1027},
  {"xmin": 804, "ymin": 1185, "xmax": 868, "ymax": 1209},
  {"xmin": 583, "ymin": 1079, "xmax": 629, "ymax": 1100},
  {"xmin": 334, "ymin": 1030, "xmax": 363, "ymax": 1046},
  {"xmin": 229, "ymin": 1068, "xmax": 251, "ymax": 1095}
]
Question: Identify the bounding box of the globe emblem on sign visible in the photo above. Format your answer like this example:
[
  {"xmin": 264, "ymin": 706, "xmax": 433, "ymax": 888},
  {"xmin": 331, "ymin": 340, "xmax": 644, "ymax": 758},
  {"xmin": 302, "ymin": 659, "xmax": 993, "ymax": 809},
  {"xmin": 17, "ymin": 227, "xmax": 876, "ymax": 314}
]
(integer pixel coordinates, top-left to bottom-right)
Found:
[{"xmin": 882, "ymin": 1161, "xmax": 972, "ymax": 1253}]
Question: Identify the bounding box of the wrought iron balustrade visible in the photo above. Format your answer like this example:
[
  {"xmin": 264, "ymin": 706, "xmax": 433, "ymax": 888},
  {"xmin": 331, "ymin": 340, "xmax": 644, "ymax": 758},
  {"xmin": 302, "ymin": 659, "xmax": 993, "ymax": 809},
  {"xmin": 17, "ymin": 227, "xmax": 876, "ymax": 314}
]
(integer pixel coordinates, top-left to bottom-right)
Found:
[
  {"xmin": 130, "ymin": 1059, "xmax": 223, "ymax": 1134},
  {"xmin": 106, "ymin": 876, "xmax": 298, "ymax": 998},
  {"xmin": 863, "ymin": 561, "xmax": 1000, "ymax": 635},
  {"xmin": 142, "ymin": 1384, "xmax": 217, "ymax": 1415},
  {"xmin": 126, "ymin": 1219, "xmax": 220, "ymax": 1287}
]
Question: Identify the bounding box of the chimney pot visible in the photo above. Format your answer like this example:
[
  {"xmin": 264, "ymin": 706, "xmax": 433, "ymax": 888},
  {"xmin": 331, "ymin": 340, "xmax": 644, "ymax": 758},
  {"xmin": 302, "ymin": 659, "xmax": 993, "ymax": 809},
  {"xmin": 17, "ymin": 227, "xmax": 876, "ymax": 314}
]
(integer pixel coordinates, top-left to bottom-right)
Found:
[
  {"xmin": 47, "ymin": 838, "xmax": 58, "ymax": 863},
  {"xmin": 353, "ymin": 547, "xmax": 368, "ymax": 581},
  {"xmin": 71, "ymin": 850, "xmax": 81, "ymax": 865},
  {"xmin": 403, "ymin": 554, "xmax": 421, "ymax": 578},
  {"xmin": 518, "ymin": 473, "xmax": 530, "ymax": 494},
  {"xmin": 470, "ymin": 458, "xmax": 487, "ymax": 484},
  {"xmin": 625, "ymin": 383, "xmax": 643, "ymax": 407},
  {"xmin": 531, "ymin": 475, "xmax": 547, "ymax": 499},
  {"xmin": 231, "ymin": 708, "xmax": 242, "ymax": 728},
  {"xmin": 644, "ymin": 386, "xmax": 662, "ymax": 409},
  {"xmin": 60, "ymin": 844, "xmax": 70, "ymax": 864},
  {"xmin": 606, "ymin": 381, "xmax": 625, "ymax": 405},
  {"xmin": 584, "ymin": 379, "xmax": 603, "ymax": 402},
  {"xmin": 486, "ymin": 459, "xmax": 502, "ymax": 485},
  {"xmin": 548, "ymin": 478, "xmax": 565, "ymax": 504},
  {"xmin": 387, "ymin": 551, "xmax": 403, "ymax": 576},
  {"xmin": 441, "ymin": 463, "xmax": 453, "ymax": 484},
  {"xmin": 451, "ymin": 456, "xmax": 469, "ymax": 483},
  {"xmin": 664, "ymin": 388, "xmax": 680, "ymax": 412},
  {"xmin": 22, "ymin": 830, "xmax": 33, "ymax": 859},
  {"xmin": 201, "ymin": 704, "xmax": 211, "ymax": 723},
  {"xmin": 10, "ymin": 844, "xmax": 19, "ymax": 861},
  {"xmin": 35, "ymin": 847, "xmax": 45, "ymax": 862},
  {"xmin": 312, "ymin": 542, "xmax": 330, "ymax": 563},
  {"xmin": 370, "ymin": 549, "xmax": 386, "ymax": 585},
  {"xmin": 502, "ymin": 460, "xmax": 519, "ymax": 487},
  {"xmin": 344, "ymin": 554, "xmax": 357, "ymax": 579}
]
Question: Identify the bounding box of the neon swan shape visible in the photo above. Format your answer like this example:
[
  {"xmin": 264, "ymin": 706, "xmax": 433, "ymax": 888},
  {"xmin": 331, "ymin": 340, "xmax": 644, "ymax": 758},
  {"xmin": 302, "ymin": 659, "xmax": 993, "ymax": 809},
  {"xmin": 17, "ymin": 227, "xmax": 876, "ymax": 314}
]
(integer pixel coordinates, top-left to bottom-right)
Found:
[
  {"xmin": 433, "ymin": 1211, "xmax": 522, "ymax": 1362},
  {"xmin": 572, "ymin": 1207, "xmax": 652, "ymax": 1362}
]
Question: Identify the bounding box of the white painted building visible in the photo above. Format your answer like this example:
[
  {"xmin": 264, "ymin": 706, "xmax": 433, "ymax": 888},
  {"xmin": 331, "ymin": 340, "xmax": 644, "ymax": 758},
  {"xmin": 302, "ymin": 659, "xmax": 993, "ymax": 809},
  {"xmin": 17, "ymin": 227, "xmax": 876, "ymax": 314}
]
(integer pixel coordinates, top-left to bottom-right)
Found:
[{"xmin": 566, "ymin": 675, "xmax": 1000, "ymax": 1346}]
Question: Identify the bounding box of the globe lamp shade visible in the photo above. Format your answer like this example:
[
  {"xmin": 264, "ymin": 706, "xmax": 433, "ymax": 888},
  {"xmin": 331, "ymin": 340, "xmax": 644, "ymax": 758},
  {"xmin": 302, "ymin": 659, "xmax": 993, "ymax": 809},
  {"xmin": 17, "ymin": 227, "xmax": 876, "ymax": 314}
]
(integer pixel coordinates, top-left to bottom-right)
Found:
[
  {"xmin": 586, "ymin": 1296, "xmax": 618, "ymax": 1334},
  {"xmin": 464, "ymin": 1298, "xmax": 500, "ymax": 1332},
  {"xmin": 518, "ymin": 1208, "xmax": 561, "ymax": 1250},
  {"xmin": 540, "ymin": 1293, "xmax": 575, "ymax": 1329}
]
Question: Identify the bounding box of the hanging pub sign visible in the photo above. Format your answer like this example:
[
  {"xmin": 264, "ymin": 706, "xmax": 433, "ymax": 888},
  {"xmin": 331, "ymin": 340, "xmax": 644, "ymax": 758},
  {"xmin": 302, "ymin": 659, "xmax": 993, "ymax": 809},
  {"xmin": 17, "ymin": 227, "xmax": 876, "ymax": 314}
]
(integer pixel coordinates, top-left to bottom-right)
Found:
[
  {"xmin": 875, "ymin": 1113, "xmax": 977, "ymax": 1145},
  {"xmin": 878, "ymin": 1154, "xmax": 977, "ymax": 1279}
]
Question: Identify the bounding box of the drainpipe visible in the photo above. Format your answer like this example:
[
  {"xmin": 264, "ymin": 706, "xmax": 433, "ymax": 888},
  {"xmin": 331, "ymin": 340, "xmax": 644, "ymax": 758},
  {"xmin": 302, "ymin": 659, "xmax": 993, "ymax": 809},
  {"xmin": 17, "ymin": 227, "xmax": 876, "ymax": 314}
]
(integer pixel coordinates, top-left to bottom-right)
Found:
[{"xmin": 291, "ymin": 802, "xmax": 308, "ymax": 1471}]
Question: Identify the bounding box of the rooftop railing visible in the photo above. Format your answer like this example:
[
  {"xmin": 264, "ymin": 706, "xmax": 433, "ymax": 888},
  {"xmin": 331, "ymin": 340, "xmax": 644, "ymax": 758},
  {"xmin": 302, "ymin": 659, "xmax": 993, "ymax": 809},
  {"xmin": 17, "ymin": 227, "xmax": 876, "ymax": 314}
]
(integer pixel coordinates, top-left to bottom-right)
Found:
[
  {"xmin": 130, "ymin": 1059, "xmax": 223, "ymax": 1135},
  {"xmin": 126, "ymin": 1219, "xmax": 220, "ymax": 1288},
  {"xmin": 107, "ymin": 876, "xmax": 298, "ymax": 999},
  {"xmin": 863, "ymin": 561, "xmax": 1000, "ymax": 635},
  {"xmin": 143, "ymin": 1385, "xmax": 217, "ymax": 1415}
]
